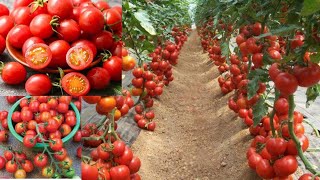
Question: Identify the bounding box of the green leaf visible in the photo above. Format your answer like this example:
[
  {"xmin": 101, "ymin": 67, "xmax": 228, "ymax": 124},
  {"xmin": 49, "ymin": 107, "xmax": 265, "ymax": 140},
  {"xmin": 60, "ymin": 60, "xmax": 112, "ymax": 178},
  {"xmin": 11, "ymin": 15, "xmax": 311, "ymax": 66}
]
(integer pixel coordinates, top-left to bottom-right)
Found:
[
  {"xmin": 301, "ymin": 0, "xmax": 320, "ymax": 16},
  {"xmin": 306, "ymin": 84, "xmax": 320, "ymax": 107},
  {"xmin": 253, "ymin": 96, "xmax": 268, "ymax": 127},
  {"xmin": 247, "ymin": 77, "xmax": 259, "ymax": 100},
  {"xmin": 256, "ymin": 25, "xmax": 301, "ymax": 39},
  {"xmin": 133, "ymin": 10, "xmax": 156, "ymax": 35},
  {"xmin": 221, "ymin": 41, "xmax": 230, "ymax": 61}
]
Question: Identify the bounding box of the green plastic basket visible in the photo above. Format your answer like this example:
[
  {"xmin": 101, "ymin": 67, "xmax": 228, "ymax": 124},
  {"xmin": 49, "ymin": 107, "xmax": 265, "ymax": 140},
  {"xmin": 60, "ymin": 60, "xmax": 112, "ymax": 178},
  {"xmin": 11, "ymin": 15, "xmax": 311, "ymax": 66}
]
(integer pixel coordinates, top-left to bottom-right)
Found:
[{"xmin": 8, "ymin": 96, "xmax": 81, "ymax": 151}]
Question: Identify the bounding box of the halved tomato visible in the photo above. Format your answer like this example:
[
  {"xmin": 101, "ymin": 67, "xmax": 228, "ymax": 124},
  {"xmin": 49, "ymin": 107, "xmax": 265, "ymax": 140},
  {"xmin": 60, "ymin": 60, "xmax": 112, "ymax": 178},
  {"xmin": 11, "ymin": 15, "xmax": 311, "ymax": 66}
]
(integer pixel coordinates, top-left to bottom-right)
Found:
[
  {"xmin": 61, "ymin": 72, "xmax": 90, "ymax": 96},
  {"xmin": 66, "ymin": 45, "xmax": 93, "ymax": 71},
  {"xmin": 25, "ymin": 43, "xmax": 52, "ymax": 70}
]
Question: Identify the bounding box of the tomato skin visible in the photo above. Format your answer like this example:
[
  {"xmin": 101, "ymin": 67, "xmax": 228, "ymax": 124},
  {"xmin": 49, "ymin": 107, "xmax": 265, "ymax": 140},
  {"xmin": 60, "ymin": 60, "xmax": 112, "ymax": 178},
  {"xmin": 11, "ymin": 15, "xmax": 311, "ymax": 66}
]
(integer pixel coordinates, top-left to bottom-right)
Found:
[
  {"xmin": 79, "ymin": 8, "xmax": 104, "ymax": 35},
  {"xmin": 103, "ymin": 56, "xmax": 122, "ymax": 81},
  {"xmin": 41, "ymin": 166, "xmax": 55, "ymax": 178},
  {"xmin": 0, "ymin": 156, "xmax": 5, "ymax": 170},
  {"xmin": 49, "ymin": 138, "xmax": 63, "ymax": 151},
  {"xmin": 247, "ymin": 153, "xmax": 262, "ymax": 169},
  {"xmin": 57, "ymin": 19, "xmax": 81, "ymax": 42},
  {"xmin": 275, "ymin": 98, "xmax": 289, "ymax": 115},
  {"xmin": 47, "ymin": 0, "xmax": 73, "ymax": 19},
  {"xmin": 273, "ymin": 155, "xmax": 298, "ymax": 177},
  {"xmin": 269, "ymin": 63, "xmax": 281, "ymax": 81},
  {"xmin": 21, "ymin": 160, "xmax": 33, "ymax": 173},
  {"xmin": 0, "ymin": 4, "xmax": 9, "ymax": 16},
  {"xmin": 1, "ymin": 62, "xmax": 27, "ymax": 85},
  {"xmin": 256, "ymin": 159, "xmax": 275, "ymax": 179},
  {"xmin": 82, "ymin": 162, "xmax": 99, "ymax": 180},
  {"xmin": 8, "ymin": 25, "xmax": 32, "ymax": 49},
  {"xmin": 25, "ymin": 74, "xmax": 52, "ymax": 95},
  {"xmin": 293, "ymin": 63, "xmax": 320, "ymax": 87},
  {"xmin": 115, "ymin": 146, "xmax": 133, "ymax": 166},
  {"xmin": 13, "ymin": 0, "xmax": 34, "ymax": 8},
  {"xmin": 83, "ymin": 96, "xmax": 101, "ymax": 104},
  {"xmin": 129, "ymin": 156, "xmax": 141, "ymax": 174},
  {"xmin": 6, "ymin": 161, "xmax": 18, "ymax": 173},
  {"xmin": 14, "ymin": 169, "xmax": 27, "ymax": 178},
  {"xmin": 95, "ymin": 0, "xmax": 110, "ymax": 10},
  {"xmin": 48, "ymin": 40, "xmax": 70, "ymax": 68},
  {"xmin": 22, "ymin": 37, "xmax": 45, "ymax": 55},
  {"xmin": 86, "ymin": 67, "xmax": 111, "ymax": 90},
  {"xmin": 61, "ymin": 72, "xmax": 90, "ymax": 96},
  {"xmin": 110, "ymin": 165, "xmax": 130, "ymax": 180},
  {"xmin": 103, "ymin": 8, "xmax": 122, "ymax": 32},
  {"xmin": 0, "ymin": 16, "xmax": 14, "ymax": 38},
  {"xmin": 96, "ymin": 97, "xmax": 116, "ymax": 114},
  {"xmin": 72, "ymin": 39, "xmax": 97, "ymax": 57},
  {"xmin": 92, "ymin": 31, "xmax": 114, "ymax": 51},
  {"xmin": 286, "ymin": 134, "xmax": 309, "ymax": 155},
  {"xmin": 274, "ymin": 72, "xmax": 298, "ymax": 96},
  {"xmin": 23, "ymin": 134, "xmax": 36, "ymax": 148},
  {"xmin": 14, "ymin": 6, "xmax": 34, "ymax": 25},
  {"xmin": 265, "ymin": 138, "xmax": 287, "ymax": 156},
  {"xmin": 30, "ymin": 14, "xmax": 54, "ymax": 39},
  {"xmin": 299, "ymin": 173, "xmax": 320, "ymax": 180}
]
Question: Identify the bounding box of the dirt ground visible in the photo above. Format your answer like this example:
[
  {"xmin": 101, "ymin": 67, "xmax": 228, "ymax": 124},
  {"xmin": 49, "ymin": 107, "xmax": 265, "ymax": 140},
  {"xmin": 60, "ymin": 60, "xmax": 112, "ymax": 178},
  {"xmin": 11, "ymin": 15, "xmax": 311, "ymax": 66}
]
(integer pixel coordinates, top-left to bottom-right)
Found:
[{"xmin": 131, "ymin": 31, "xmax": 261, "ymax": 179}]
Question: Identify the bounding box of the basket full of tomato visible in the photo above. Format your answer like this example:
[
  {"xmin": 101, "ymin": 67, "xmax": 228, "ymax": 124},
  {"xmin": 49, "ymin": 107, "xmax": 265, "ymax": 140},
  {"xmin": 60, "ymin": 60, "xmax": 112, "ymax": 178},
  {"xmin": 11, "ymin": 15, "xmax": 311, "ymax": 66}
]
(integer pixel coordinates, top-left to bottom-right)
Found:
[{"xmin": 7, "ymin": 96, "xmax": 80, "ymax": 150}]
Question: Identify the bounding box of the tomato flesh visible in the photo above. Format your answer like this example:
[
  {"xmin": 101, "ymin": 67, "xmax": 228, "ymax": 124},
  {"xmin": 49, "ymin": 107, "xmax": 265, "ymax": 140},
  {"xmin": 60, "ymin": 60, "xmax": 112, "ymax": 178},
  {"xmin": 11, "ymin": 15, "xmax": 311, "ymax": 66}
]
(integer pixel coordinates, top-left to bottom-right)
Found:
[
  {"xmin": 62, "ymin": 72, "xmax": 90, "ymax": 96},
  {"xmin": 25, "ymin": 43, "xmax": 52, "ymax": 70},
  {"xmin": 66, "ymin": 45, "xmax": 93, "ymax": 70}
]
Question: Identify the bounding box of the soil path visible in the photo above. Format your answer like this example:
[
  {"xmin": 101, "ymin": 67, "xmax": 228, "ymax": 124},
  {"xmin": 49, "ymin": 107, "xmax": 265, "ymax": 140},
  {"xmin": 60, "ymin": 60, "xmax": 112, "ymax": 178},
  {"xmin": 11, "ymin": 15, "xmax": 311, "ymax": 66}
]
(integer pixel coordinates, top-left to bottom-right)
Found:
[{"xmin": 132, "ymin": 31, "xmax": 260, "ymax": 180}]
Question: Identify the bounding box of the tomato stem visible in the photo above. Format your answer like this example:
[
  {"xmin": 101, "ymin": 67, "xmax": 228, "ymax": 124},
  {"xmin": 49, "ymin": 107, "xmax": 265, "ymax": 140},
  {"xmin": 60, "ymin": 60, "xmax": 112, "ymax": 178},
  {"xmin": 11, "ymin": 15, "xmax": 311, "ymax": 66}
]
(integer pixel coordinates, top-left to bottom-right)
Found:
[
  {"xmin": 269, "ymin": 90, "xmax": 280, "ymax": 137},
  {"xmin": 288, "ymin": 95, "xmax": 320, "ymax": 175},
  {"xmin": 303, "ymin": 119, "xmax": 320, "ymax": 137}
]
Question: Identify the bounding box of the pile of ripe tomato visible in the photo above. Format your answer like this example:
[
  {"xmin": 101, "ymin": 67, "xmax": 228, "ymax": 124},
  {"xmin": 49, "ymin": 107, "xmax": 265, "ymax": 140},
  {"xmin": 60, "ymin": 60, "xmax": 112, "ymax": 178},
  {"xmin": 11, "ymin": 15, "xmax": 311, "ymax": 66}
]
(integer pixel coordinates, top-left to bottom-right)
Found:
[
  {"xmin": 198, "ymin": 17, "xmax": 320, "ymax": 179},
  {"xmin": 0, "ymin": 0, "xmax": 122, "ymax": 96},
  {"xmin": 0, "ymin": 96, "xmax": 80, "ymax": 178}
]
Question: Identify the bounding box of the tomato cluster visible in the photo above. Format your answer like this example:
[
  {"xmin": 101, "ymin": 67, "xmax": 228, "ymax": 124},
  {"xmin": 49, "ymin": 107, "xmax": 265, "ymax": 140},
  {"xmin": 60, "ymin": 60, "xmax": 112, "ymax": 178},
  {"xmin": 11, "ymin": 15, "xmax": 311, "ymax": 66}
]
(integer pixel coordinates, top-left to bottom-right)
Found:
[
  {"xmin": 9, "ymin": 96, "xmax": 80, "ymax": 142},
  {"xmin": 128, "ymin": 27, "xmax": 190, "ymax": 131},
  {"xmin": 0, "ymin": 150, "xmax": 33, "ymax": 178},
  {"xmin": 80, "ymin": 96, "xmax": 141, "ymax": 180},
  {"xmin": 198, "ymin": 16, "xmax": 319, "ymax": 178},
  {"xmin": 0, "ymin": 0, "xmax": 123, "ymax": 96}
]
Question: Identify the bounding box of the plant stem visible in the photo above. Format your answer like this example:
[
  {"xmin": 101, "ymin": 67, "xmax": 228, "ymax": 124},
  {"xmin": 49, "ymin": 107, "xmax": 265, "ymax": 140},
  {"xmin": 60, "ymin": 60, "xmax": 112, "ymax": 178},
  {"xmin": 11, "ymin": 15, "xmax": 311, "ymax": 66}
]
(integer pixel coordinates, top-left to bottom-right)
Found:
[
  {"xmin": 288, "ymin": 95, "xmax": 320, "ymax": 175},
  {"xmin": 303, "ymin": 119, "xmax": 320, "ymax": 137},
  {"xmin": 269, "ymin": 90, "xmax": 280, "ymax": 137}
]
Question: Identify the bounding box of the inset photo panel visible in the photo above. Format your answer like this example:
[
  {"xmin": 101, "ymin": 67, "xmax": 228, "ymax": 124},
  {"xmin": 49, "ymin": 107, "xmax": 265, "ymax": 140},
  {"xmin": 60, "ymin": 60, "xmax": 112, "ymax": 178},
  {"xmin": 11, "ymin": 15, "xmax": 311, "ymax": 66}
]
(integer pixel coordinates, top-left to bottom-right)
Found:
[
  {"xmin": 0, "ymin": 0, "xmax": 121, "ymax": 96},
  {"xmin": 0, "ymin": 96, "xmax": 81, "ymax": 179}
]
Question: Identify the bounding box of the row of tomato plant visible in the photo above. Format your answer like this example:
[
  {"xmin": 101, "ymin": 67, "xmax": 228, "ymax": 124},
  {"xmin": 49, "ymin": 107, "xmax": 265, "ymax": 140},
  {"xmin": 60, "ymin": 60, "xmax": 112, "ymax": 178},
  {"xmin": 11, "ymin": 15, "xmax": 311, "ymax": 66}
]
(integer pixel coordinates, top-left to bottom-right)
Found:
[
  {"xmin": 122, "ymin": 0, "xmax": 192, "ymax": 131},
  {"xmin": 195, "ymin": 0, "xmax": 320, "ymax": 179}
]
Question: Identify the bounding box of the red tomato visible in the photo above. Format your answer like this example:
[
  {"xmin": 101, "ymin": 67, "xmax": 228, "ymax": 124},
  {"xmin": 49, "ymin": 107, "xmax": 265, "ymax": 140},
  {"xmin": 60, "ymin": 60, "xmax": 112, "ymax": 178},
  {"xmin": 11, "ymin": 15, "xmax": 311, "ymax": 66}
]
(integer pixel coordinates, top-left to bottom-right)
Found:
[
  {"xmin": 57, "ymin": 19, "xmax": 81, "ymax": 42},
  {"xmin": 61, "ymin": 72, "xmax": 90, "ymax": 96},
  {"xmin": 82, "ymin": 162, "xmax": 99, "ymax": 180},
  {"xmin": 48, "ymin": 40, "xmax": 70, "ymax": 68},
  {"xmin": 71, "ymin": 39, "xmax": 97, "ymax": 57},
  {"xmin": 92, "ymin": 31, "xmax": 114, "ymax": 51},
  {"xmin": 79, "ymin": 8, "xmax": 104, "ymax": 35},
  {"xmin": 13, "ymin": 0, "xmax": 34, "ymax": 8},
  {"xmin": 95, "ymin": 1, "xmax": 110, "ymax": 10},
  {"xmin": 6, "ymin": 161, "xmax": 18, "ymax": 173},
  {"xmin": 47, "ymin": 0, "xmax": 73, "ymax": 19},
  {"xmin": 0, "ymin": 156, "xmax": 6, "ymax": 170},
  {"xmin": 293, "ymin": 63, "xmax": 320, "ymax": 87},
  {"xmin": 86, "ymin": 67, "xmax": 111, "ymax": 90},
  {"xmin": 21, "ymin": 160, "xmax": 34, "ymax": 173},
  {"xmin": 0, "ymin": 16, "xmax": 14, "ymax": 38},
  {"xmin": 273, "ymin": 155, "xmax": 298, "ymax": 177},
  {"xmin": 103, "ymin": 56, "xmax": 122, "ymax": 81},
  {"xmin": 8, "ymin": 25, "xmax": 32, "ymax": 49},
  {"xmin": 129, "ymin": 157, "xmax": 141, "ymax": 174},
  {"xmin": 25, "ymin": 43, "xmax": 52, "ymax": 70},
  {"xmin": 110, "ymin": 165, "xmax": 130, "ymax": 180},
  {"xmin": 115, "ymin": 146, "xmax": 133, "ymax": 166},
  {"xmin": 22, "ymin": 37, "xmax": 45, "ymax": 55},
  {"xmin": 1, "ymin": 62, "xmax": 27, "ymax": 85},
  {"xmin": 25, "ymin": 74, "xmax": 52, "ymax": 95},
  {"xmin": 0, "ymin": 4, "xmax": 9, "ymax": 16},
  {"xmin": 265, "ymin": 138, "xmax": 287, "ymax": 156},
  {"xmin": 34, "ymin": 153, "xmax": 48, "ymax": 168},
  {"xmin": 53, "ymin": 148, "xmax": 68, "ymax": 161},
  {"xmin": 23, "ymin": 134, "xmax": 36, "ymax": 148},
  {"xmin": 103, "ymin": 8, "xmax": 122, "ymax": 32},
  {"xmin": 29, "ymin": 14, "xmax": 54, "ymax": 39},
  {"xmin": 274, "ymin": 72, "xmax": 298, "ymax": 96},
  {"xmin": 49, "ymin": 138, "xmax": 63, "ymax": 151},
  {"xmin": 256, "ymin": 159, "xmax": 275, "ymax": 179},
  {"xmin": 66, "ymin": 45, "xmax": 93, "ymax": 70},
  {"xmin": 13, "ymin": 6, "xmax": 34, "ymax": 25}
]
